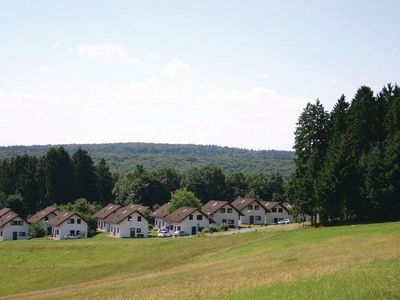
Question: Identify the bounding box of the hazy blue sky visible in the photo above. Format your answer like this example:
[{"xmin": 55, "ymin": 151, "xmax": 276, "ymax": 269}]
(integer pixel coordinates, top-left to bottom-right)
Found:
[{"xmin": 1, "ymin": 1, "xmax": 399, "ymax": 150}]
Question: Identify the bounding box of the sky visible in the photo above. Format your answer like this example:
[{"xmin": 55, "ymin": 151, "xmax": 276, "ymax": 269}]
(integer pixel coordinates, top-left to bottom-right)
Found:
[{"xmin": 0, "ymin": 1, "xmax": 399, "ymax": 150}]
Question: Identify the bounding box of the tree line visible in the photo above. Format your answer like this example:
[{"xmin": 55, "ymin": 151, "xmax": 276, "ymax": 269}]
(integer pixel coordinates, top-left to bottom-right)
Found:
[
  {"xmin": 0, "ymin": 147, "xmax": 286, "ymax": 218},
  {"xmin": 288, "ymin": 84, "xmax": 400, "ymax": 224}
]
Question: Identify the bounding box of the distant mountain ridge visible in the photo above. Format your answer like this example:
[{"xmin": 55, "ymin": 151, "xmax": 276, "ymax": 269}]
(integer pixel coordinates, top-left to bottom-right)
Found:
[{"xmin": 0, "ymin": 142, "xmax": 295, "ymax": 177}]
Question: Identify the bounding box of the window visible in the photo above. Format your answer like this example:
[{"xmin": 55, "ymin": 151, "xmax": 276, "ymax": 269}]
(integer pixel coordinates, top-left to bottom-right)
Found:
[
  {"xmin": 70, "ymin": 230, "xmax": 75, "ymax": 235},
  {"xmin": 278, "ymin": 208, "xmax": 283, "ymax": 213},
  {"xmin": 76, "ymin": 230, "xmax": 80, "ymax": 236},
  {"xmin": 11, "ymin": 221, "xmax": 18, "ymax": 226},
  {"xmin": 228, "ymin": 219, "xmax": 234, "ymax": 224},
  {"xmin": 68, "ymin": 219, "xmax": 75, "ymax": 224},
  {"xmin": 254, "ymin": 205, "xmax": 260, "ymax": 210},
  {"xmin": 272, "ymin": 208, "xmax": 277, "ymax": 212},
  {"xmin": 222, "ymin": 219, "xmax": 227, "ymax": 224},
  {"xmin": 117, "ymin": 228, "xmax": 120, "ymax": 233},
  {"xmin": 128, "ymin": 216, "xmax": 132, "ymax": 221},
  {"xmin": 219, "ymin": 208, "xmax": 226, "ymax": 213},
  {"xmin": 177, "ymin": 226, "xmax": 181, "ymax": 231},
  {"xmin": 247, "ymin": 205, "xmax": 253, "ymax": 210},
  {"xmin": 19, "ymin": 232, "xmax": 26, "ymax": 237},
  {"xmin": 137, "ymin": 228, "xmax": 141, "ymax": 233},
  {"xmin": 255, "ymin": 216, "xmax": 261, "ymax": 221},
  {"xmin": 197, "ymin": 215, "xmax": 203, "ymax": 220},
  {"xmin": 0, "ymin": 231, "xmax": 2, "ymax": 236},
  {"xmin": 170, "ymin": 225, "xmax": 173, "ymax": 230},
  {"xmin": 56, "ymin": 230, "xmax": 59, "ymax": 235},
  {"xmin": 227, "ymin": 208, "xmax": 233, "ymax": 213},
  {"xmin": 44, "ymin": 216, "xmax": 49, "ymax": 221},
  {"xmin": 189, "ymin": 215, "xmax": 193, "ymax": 220},
  {"xmin": 137, "ymin": 216, "xmax": 142, "ymax": 222},
  {"xmin": 77, "ymin": 219, "xmax": 81, "ymax": 224}
]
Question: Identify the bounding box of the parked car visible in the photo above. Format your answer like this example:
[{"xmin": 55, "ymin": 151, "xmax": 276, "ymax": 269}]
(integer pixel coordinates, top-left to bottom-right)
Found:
[
  {"xmin": 63, "ymin": 233, "xmax": 80, "ymax": 239},
  {"xmin": 157, "ymin": 230, "xmax": 172, "ymax": 238},
  {"xmin": 277, "ymin": 219, "xmax": 290, "ymax": 225},
  {"xmin": 173, "ymin": 230, "xmax": 189, "ymax": 237}
]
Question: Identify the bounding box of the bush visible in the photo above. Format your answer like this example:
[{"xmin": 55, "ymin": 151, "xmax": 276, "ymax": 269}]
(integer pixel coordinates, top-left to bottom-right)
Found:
[
  {"xmin": 203, "ymin": 225, "xmax": 219, "ymax": 233},
  {"xmin": 219, "ymin": 223, "xmax": 229, "ymax": 231},
  {"xmin": 30, "ymin": 222, "xmax": 46, "ymax": 238}
]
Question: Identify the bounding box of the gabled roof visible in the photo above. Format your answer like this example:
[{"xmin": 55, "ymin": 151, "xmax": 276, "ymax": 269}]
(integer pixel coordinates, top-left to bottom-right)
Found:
[
  {"xmin": 27, "ymin": 206, "xmax": 59, "ymax": 223},
  {"xmin": 281, "ymin": 202, "xmax": 293, "ymax": 211},
  {"xmin": 94, "ymin": 203, "xmax": 122, "ymax": 219},
  {"xmin": 164, "ymin": 207, "xmax": 210, "ymax": 223},
  {"xmin": 152, "ymin": 203, "xmax": 169, "ymax": 219},
  {"xmin": 48, "ymin": 212, "xmax": 86, "ymax": 227},
  {"xmin": 0, "ymin": 208, "xmax": 12, "ymax": 218},
  {"xmin": 105, "ymin": 204, "xmax": 148, "ymax": 224},
  {"xmin": 231, "ymin": 198, "xmax": 268, "ymax": 212},
  {"xmin": 201, "ymin": 200, "xmax": 243, "ymax": 216},
  {"xmin": 0, "ymin": 210, "xmax": 26, "ymax": 228},
  {"xmin": 261, "ymin": 201, "xmax": 291, "ymax": 213}
]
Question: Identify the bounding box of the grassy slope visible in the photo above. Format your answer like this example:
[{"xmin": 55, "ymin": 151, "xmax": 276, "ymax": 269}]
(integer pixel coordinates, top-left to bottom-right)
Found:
[{"xmin": 0, "ymin": 222, "xmax": 399, "ymax": 299}]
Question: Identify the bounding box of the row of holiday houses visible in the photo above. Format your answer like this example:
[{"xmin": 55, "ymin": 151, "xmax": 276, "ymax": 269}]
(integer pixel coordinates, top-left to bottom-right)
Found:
[{"xmin": 0, "ymin": 198, "xmax": 293, "ymax": 241}]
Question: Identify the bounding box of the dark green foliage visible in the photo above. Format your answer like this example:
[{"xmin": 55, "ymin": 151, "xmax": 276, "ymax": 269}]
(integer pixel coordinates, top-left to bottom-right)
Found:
[
  {"xmin": 290, "ymin": 84, "xmax": 400, "ymax": 224},
  {"xmin": 30, "ymin": 222, "xmax": 46, "ymax": 238},
  {"xmin": 0, "ymin": 194, "xmax": 28, "ymax": 218},
  {"xmin": 0, "ymin": 143, "xmax": 295, "ymax": 177},
  {"xmin": 95, "ymin": 159, "xmax": 114, "ymax": 206},
  {"xmin": 73, "ymin": 148, "xmax": 97, "ymax": 202}
]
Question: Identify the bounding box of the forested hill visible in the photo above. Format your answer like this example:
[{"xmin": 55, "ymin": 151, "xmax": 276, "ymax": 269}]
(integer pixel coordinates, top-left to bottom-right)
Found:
[{"xmin": 0, "ymin": 143, "xmax": 294, "ymax": 177}]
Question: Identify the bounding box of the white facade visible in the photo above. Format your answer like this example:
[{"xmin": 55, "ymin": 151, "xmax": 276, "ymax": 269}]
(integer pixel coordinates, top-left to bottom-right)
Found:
[
  {"xmin": 109, "ymin": 212, "xmax": 148, "ymax": 238},
  {"xmin": 209, "ymin": 204, "xmax": 240, "ymax": 228},
  {"xmin": 154, "ymin": 217, "xmax": 169, "ymax": 230},
  {"xmin": 97, "ymin": 219, "xmax": 111, "ymax": 232},
  {"xmin": 0, "ymin": 217, "xmax": 30, "ymax": 241},
  {"xmin": 37, "ymin": 212, "xmax": 59, "ymax": 235},
  {"xmin": 238, "ymin": 203, "xmax": 266, "ymax": 225},
  {"xmin": 52, "ymin": 215, "xmax": 88, "ymax": 240},
  {"xmin": 265, "ymin": 205, "xmax": 293, "ymax": 224},
  {"xmin": 168, "ymin": 211, "xmax": 209, "ymax": 235}
]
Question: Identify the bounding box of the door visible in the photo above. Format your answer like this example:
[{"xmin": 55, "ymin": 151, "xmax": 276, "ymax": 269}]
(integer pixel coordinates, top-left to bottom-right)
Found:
[
  {"xmin": 191, "ymin": 226, "xmax": 196, "ymax": 235},
  {"xmin": 130, "ymin": 228, "xmax": 135, "ymax": 238},
  {"xmin": 47, "ymin": 227, "xmax": 52, "ymax": 235},
  {"xmin": 13, "ymin": 232, "xmax": 18, "ymax": 240},
  {"xmin": 249, "ymin": 216, "xmax": 254, "ymax": 224}
]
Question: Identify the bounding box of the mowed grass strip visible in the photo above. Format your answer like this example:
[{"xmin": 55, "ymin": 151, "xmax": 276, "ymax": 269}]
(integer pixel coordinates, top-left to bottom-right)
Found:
[{"xmin": 0, "ymin": 222, "xmax": 399, "ymax": 299}]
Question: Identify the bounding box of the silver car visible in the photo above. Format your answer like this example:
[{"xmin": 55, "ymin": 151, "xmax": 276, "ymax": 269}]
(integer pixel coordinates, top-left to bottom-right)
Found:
[{"xmin": 277, "ymin": 219, "xmax": 290, "ymax": 224}]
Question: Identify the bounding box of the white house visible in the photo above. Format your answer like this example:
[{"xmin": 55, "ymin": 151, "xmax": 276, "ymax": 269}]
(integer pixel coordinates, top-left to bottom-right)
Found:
[
  {"xmin": 262, "ymin": 201, "xmax": 294, "ymax": 224},
  {"xmin": 201, "ymin": 200, "xmax": 242, "ymax": 228},
  {"xmin": 94, "ymin": 203, "xmax": 122, "ymax": 231},
  {"xmin": 0, "ymin": 208, "xmax": 30, "ymax": 241},
  {"xmin": 27, "ymin": 206, "xmax": 59, "ymax": 235},
  {"xmin": 231, "ymin": 198, "xmax": 268, "ymax": 225},
  {"xmin": 152, "ymin": 203, "xmax": 170, "ymax": 230},
  {"xmin": 105, "ymin": 204, "xmax": 149, "ymax": 238},
  {"xmin": 49, "ymin": 212, "xmax": 88, "ymax": 240},
  {"xmin": 164, "ymin": 207, "xmax": 209, "ymax": 235}
]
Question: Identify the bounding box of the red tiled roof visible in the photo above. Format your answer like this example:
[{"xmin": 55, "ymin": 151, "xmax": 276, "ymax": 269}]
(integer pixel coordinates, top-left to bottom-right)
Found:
[
  {"xmin": 0, "ymin": 210, "xmax": 20, "ymax": 228},
  {"xmin": 48, "ymin": 212, "xmax": 86, "ymax": 227},
  {"xmin": 0, "ymin": 208, "xmax": 12, "ymax": 219},
  {"xmin": 231, "ymin": 198, "xmax": 268, "ymax": 212},
  {"xmin": 152, "ymin": 203, "xmax": 169, "ymax": 218},
  {"xmin": 105, "ymin": 204, "xmax": 148, "ymax": 224},
  {"xmin": 164, "ymin": 207, "xmax": 210, "ymax": 223},
  {"xmin": 27, "ymin": 206, "xmax": 58, "ymax": 223},
  {"xmin": 201, "ymin": 200, "xmax": 243, "ymax": 216},
  {"xmin": 94, "ymin": 203, "xmax": 122, "ymax": 219}
]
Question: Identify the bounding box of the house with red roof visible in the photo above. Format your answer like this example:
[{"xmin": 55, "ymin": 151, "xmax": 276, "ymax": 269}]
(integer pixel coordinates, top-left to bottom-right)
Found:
[
  {"xmin": 0, "ymin": 208, "xmax": 30, "ymax": 241},
  {"xmin": 164, "ymin": 207, "xmax": 210, "ymax": 235},
  {"xmin": 201, "ymin": 200, "xmax": 242, "ymax": 228},
  {"xmin": 49, "ymin": 212, "xmax": 88, "ymax": 240},
  {"xmin": 231, "ymin": 198, "xmax": 269, "ymax": 225},
  {"xmin": 27, "ymin": 206, "xmax": 59, "ymax": 235}
]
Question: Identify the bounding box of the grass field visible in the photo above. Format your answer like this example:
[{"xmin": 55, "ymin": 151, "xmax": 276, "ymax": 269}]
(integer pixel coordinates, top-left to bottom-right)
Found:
[{"xmin": 0, "ymin": 222, "xmax": 399, "ymax": 299}]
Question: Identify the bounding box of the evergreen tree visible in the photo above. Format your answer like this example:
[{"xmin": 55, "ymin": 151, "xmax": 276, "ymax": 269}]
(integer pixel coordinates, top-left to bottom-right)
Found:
[
  {"xmin": 95, "ymin": 159, "xmax": 114, "ymax": 206},
  {"xmin": 72, "ymin": 148, "xmax": 97, "ymax": 202}
]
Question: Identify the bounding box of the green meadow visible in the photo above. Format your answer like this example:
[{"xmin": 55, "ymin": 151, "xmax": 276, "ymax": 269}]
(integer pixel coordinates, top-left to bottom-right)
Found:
[{"xmin": 0, "ymin": 222, "xmax": 399, "ymax": 299}]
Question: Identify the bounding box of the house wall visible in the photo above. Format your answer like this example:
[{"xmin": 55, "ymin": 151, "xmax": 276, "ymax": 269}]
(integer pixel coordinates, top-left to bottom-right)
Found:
[
  {"xmin": 238, "ymin": 203, "xmax": 266, "ymax": 225},
  {"xmin": 52, "ymin": 216, "xmax": 88, "ymax": 240},
  {"xmin": 168, "ymin": 211, "xmax": 209, "ymax": 235},
  {"xmin": 154, "ymin": 217, "xmax": 169, "ymax": 230},
  {"xmin": 37, "ymin": 212, "xmax": 58, "ymax": 234},
  {"xmin": 97, "ymin": 218, "xmax": 110, "ymax": 231},
  {"xmin": 109, "ymin": 212, "xmax": 148, "ymax": 238},
  {"xmin": 210, "ymin": 204, "xmax": 240, "ymax": 228},
  {"xmin": 265, "ymin": 205, "xmax": 293, "ymax": 224},
  {"xmin": 0, "ymin": 217, "xmax": 30, "ymax": 241}
]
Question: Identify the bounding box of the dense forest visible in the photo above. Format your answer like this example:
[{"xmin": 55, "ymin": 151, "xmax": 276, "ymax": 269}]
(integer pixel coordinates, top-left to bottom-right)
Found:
[
  {"xmin": 0, "ymin": 143, "xmax": 294, "ymax": 177},
  {"xmin": 289, "ymin": 84, "xmax": 400, "ymax": 224},
  {"xmin": 0, "ymin": 147, "xmax": 286, "ymax": 218}
]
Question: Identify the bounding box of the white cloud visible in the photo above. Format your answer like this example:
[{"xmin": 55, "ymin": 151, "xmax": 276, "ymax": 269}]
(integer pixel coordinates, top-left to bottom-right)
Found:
[
  {"xmin": 161, "ymin": 59, "xmax": 191, "ymax": 80},
  {"xmin": 51, "ymin": 41, "xmax": 60, "ymax": 48},
  {"xmin": 0, "ymin": 79, "xmax": 306, "ymax": 150},
  {"xmin": 39, "ymin": 66, "xmax": 51, "ymax": 74},
  {"xmin": 76, "ymin": 43, "xmax": 138, "ymax": 64},
  {"xmin": 260, "ymin": 72, "xmax": 270, "ymax": 78}
]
